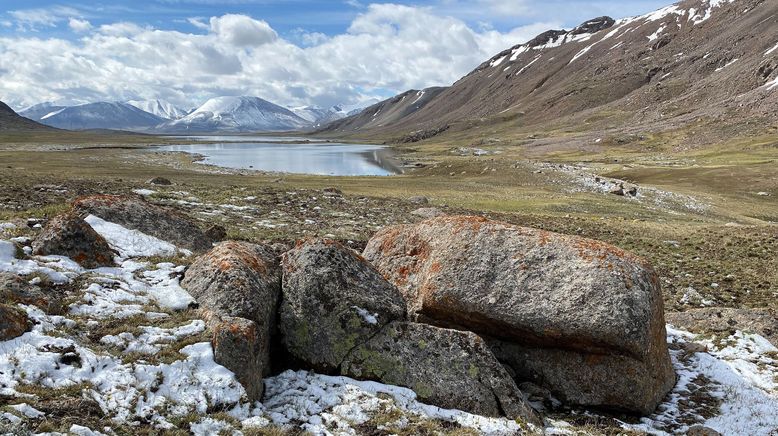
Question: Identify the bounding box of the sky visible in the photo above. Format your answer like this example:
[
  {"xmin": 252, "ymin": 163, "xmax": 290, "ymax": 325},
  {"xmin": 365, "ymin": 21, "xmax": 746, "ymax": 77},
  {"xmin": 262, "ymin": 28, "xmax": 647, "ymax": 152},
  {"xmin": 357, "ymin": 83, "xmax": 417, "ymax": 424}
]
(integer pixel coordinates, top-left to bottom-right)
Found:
[{"xmin": 0, "ymin": 0, "xmax": 671, "ymax": 111}]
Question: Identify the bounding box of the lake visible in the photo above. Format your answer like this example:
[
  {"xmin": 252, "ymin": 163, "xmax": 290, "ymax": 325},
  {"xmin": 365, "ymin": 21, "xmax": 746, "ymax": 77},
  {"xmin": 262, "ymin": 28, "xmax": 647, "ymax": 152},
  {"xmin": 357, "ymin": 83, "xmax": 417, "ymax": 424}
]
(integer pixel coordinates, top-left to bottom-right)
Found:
[{"xmin": 159, "ymin": 141, "xmax": 401, "ymax": 176}]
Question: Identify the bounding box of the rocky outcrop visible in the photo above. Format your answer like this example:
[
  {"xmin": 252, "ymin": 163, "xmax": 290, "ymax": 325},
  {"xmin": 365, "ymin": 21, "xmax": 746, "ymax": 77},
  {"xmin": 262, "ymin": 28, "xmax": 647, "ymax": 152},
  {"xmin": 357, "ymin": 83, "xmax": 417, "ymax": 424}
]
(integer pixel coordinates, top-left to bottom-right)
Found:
[
  {"xmin": 32, "ymin": 212, "xmax": 116, "ymax": 268},
  {"xmin": 182, "ymin": 241, "xmax": 282, "ymax": 400},
  {"xmin": 0, "ymin": 273, "xmax": 61, "ymax": 314},
  {"xmin": 342, "ymin": 321, "xmax": 539, "ymax": 424},
  {"xmin": 0, "ymin": 304, "xmax": 31, "ymax": 341},
  {"xmin": 211, "ymin": 316, "xmax": 268, "ymax": 401},
  {"xmin": 362, "ymin": 215, "xmax": 675, "ymax": 414},
  {"xmin": 181, "ymin": 241, "xmax": 281, "ymax": 325},
  {"xmin": 279, "ymin": 239, "xmax": 406, "ymax": 372},
  {"xmin": 73, "ymin": 195, "xmax": 213, "ymax": 251}
]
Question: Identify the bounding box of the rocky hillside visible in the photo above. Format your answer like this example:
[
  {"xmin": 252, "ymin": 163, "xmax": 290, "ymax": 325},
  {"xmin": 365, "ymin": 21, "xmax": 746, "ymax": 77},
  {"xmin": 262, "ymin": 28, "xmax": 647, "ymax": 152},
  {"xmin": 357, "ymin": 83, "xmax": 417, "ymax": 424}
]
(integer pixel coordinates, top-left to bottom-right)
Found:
[
  {"xmin": 0, "ymin": 100, "xmax": 55, "ymax": 131},
  {"xmin": 322, "ymin": 87, "xmax": 447, "ymax": 134},
  {"xmin": 321, "ymin": 0, "xmax": 778, "ymax": 140}
]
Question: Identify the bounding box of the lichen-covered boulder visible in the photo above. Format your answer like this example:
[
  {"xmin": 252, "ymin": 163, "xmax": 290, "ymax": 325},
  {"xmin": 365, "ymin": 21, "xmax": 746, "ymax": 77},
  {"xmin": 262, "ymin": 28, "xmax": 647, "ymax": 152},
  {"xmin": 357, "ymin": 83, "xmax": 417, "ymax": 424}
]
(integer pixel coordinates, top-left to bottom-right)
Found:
[
  {"xmin": 211, "ymin": 315, "xmax": 268, "ymax": 401},
  {"xmin": 0, "ymin": 272, "xmax": 61, "ymax": 314},
  {"xmin": 32, "ymin": 212, "xmax": 116, "ymax": 268},
  {"xmin": 182, "ymin": 241, "xmax": 281, "ymax": 325},
  {"xmin": 363, "ymin": 215, "xmax": 675, "ymax": 414},
  {"xmin": 183, "ymin": 242, "xmax": 281, "ymax": 400},
  {"xmin": 342, "ymin": 321, "xmax": 540, "ymax": 425},
  {"xmin": 73, "ymin": 195, "xmax": 213, "ymax": 251},
  {"xmin": 279, "ymin": 239, "xmax": 406, "ymax": 373},
  {"xmin": 0, "ymin": 304, "xmax": 31, "ymax": 341}
]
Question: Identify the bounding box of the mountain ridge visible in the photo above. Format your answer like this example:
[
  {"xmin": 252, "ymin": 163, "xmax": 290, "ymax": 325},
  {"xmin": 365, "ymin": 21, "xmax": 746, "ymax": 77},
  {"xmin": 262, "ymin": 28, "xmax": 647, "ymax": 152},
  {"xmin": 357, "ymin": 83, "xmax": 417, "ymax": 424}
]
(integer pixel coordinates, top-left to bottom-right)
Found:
[{"xmin": 319, "ymin": 0, "xmax": 778, "ymax": 143}]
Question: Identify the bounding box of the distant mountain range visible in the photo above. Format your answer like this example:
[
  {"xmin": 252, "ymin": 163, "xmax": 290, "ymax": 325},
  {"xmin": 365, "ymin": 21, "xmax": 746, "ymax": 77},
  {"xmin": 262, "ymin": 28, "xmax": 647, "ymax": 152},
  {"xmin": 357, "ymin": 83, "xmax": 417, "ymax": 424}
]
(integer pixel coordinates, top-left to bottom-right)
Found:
[
  {"xmin": 21, "ymin": 102, "xmax": 168, "ymax": 131},
  {"xmin": 14, "ymin": 97, "xmax": 370, "ymax": 133}
]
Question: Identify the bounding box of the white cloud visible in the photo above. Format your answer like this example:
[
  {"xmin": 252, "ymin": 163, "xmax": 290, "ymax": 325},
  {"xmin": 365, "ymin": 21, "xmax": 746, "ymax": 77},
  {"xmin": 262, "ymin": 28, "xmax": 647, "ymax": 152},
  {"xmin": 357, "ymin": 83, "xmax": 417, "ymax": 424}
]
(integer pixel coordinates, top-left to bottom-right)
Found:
[
  {"xmin": 187, "ymin": 17, "xmax": 210, "ymax": 31},
  {"xmin": 68, "ymin": 18, "xmax": 92, "ymax": 33},
  {"xmin": 8, "ymin": 6, "xmax": 81, "ymax": 31},
  {"xmin": 0, "ymin": 6, "xmax": 559, "ymax": 110},
  {"xmin": 209, "ymin": 14, "xmax": 277, "ymax": 47}
]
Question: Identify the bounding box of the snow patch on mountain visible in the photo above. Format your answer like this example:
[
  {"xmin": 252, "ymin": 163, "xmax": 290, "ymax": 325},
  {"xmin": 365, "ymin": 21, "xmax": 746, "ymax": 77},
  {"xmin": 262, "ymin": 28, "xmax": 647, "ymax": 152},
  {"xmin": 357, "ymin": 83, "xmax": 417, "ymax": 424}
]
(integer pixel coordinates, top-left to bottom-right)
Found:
[{"xmin": 127, "ymin": 99, "xmax": 188, "ymax": 120}]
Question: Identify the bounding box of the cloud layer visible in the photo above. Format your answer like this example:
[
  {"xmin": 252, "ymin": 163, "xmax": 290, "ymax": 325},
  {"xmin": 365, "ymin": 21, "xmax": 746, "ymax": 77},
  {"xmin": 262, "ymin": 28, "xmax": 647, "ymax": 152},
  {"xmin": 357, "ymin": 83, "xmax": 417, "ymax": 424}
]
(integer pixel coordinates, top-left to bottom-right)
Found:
[{"xmin": 0, "ymin": 4, "xmax": 559, "ymax": 110}]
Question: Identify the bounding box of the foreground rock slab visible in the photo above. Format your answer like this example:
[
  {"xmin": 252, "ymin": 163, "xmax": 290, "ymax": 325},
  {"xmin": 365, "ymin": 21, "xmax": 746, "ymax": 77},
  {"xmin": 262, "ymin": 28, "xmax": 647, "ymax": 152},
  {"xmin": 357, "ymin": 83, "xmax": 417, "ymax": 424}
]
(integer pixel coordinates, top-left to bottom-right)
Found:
[
  {"xmin": 210, "ymin": 315, "xmax": 267, "ymax": 401},
  {"xmin": 73, "ymin": 195, "xmax": 213, "ymax": 251},
  {"xmin": 280, "ymin": 239, "xmax": 406, "ymax": 373},
  {"xmin": 342, "ymin": 321, "xmax": 540, "ymax": 425},
  {"xmin": 363, "ymin": 215, "xmax": 675, "ymax": 414},
  {"xmin": 32, "ymin": 212, "xmax": 116, "ymax": 268},
  {"xmin": 182, "ymin": 241, "xmax": 282, "ymax": 399}
]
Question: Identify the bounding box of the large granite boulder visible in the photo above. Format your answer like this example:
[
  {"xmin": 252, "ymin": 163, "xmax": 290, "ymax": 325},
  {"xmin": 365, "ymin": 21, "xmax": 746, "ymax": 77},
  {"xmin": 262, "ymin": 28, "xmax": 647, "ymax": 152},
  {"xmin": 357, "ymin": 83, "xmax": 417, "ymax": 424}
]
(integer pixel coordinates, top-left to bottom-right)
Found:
[
  {"xmin": 342, "ymin": 321, "xmax": 540, "ymax": 425},
  {"xmin": 279, "ymin": 239, "xmax": 406, "ymax": 373},
  {"xmin": 182, "ymin": 241, "xmax": 281, "ymax": 326},
  {"xmin": 0, "ymin": 304, "xmax": 31, "ymax": 341},
  {"xmin": 73, "ymin": 195, "xmax": 213, "ymax": 252},
  {"xmin": 32, "ymin": 212, "xmax": 116, "ymax": 268},
  {"xmin": 363, "ymin": 215, "xmax": 675, "ymax": 414},
  {"xmin": 182, "ymin": 241, "xmax": 282, "ymax": 399}
]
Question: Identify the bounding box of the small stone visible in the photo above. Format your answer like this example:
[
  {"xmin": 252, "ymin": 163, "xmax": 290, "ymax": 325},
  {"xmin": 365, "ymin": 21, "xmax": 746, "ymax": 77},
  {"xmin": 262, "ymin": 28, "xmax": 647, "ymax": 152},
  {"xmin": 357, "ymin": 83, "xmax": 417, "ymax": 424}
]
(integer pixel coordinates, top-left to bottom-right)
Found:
[
  {"xmin": 146, "ymin": 177, "xmax": 172, "ymax": 185},
  {"xmin": 408, "ymin": 196, "xmax": 429, "ymax": 205}
]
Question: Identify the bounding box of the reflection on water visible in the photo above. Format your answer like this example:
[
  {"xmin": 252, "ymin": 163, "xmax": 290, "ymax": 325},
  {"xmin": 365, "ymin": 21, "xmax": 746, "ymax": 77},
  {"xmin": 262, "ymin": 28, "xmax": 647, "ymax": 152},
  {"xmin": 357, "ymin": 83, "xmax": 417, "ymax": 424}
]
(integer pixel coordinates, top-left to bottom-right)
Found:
[
  {"xmin": 167, "ymin": 135, "xmax": 316, "ymax": 143},
  {"xmin": 159, "ymin": 141, "xmax": 400, "ymax": 176}
]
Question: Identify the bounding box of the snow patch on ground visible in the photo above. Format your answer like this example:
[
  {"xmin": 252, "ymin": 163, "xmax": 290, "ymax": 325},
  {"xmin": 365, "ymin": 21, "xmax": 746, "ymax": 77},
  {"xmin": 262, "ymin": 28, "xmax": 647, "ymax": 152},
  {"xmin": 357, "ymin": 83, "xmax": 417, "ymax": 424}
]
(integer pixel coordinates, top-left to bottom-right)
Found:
[
  {"xmin": 85, "ymin": 214, "xmax": 191, "ymax": 259},
  {"xmin": 628, "ymin": 327, "xmax": 778, "ymax": 435}
]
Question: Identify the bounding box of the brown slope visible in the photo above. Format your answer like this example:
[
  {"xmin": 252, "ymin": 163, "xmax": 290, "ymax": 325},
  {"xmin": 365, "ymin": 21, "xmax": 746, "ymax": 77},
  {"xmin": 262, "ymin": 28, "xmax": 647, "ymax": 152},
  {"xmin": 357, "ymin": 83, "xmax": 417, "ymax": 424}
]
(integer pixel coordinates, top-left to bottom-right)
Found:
[
  {"xmin": 326, "ymin": 0, "xmax": 778, "ymax": 140},
  {"xmin": 0, "ymin": 101, "xmax": 56, "ymax": 131},
  {"xmin": 321, "ymin": 87, "xmax": 447, "ymax": 134}
]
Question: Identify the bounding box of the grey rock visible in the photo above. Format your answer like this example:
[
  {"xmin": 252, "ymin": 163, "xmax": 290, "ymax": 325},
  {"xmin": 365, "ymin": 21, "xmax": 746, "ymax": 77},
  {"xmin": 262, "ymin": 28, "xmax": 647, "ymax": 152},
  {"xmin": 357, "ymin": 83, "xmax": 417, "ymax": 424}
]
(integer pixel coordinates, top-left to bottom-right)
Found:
[
  {"xmin": 73, "ymin": 195, "xmax": 213, "ymax": 252},
  {"xmin": 0, "ymin": 304, "xmax": 31, "ymax": 341},
  {"xmin": 363, "ymin": 215, "xmax": 675, "ymax": 414},
  {"xmin": 342, "ymin": 321, "xmax": 540, "ymax": 425},
  {"xmin": 410, "ymin": 207, "xmax": 445, "ymax": 219},
  {"xmin": 146, "ymin": 177, "xmax": 172, "ymax": 185},
  {"xmin": 211, "ymin": 315, "xmax": 268, "ymax": 401},
  {"xmin": 686, "ymin": 425, "xmax": 723, "ymax": 436},
  {"xmin": 279, "ymin": 239, "xmax": 406, "ymax": 373},
  {"xmin": 181, "ymin": 241, "xmax": 281, "ymax": 326},
  {"xmin": 0, "ymin": 273, "xmax": 61, "ymax": 314},
  {"xmin": 32, "ymin": 212, "xmax": 116, "ymax": 268},
  {"xmin": 204, "ymin": 224, "xmax": 227, "ymax": 242}
]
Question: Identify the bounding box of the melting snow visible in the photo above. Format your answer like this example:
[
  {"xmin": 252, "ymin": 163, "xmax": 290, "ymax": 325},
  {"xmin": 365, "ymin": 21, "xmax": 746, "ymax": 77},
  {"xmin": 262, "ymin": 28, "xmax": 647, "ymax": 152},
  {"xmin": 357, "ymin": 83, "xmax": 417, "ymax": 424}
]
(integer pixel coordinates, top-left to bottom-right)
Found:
[
  {"xmin": 765, "ymin": 42, "xmax": 778, "ymax": 57},
  {"xmin": 85, "ymin": 214, "xmax": 191, "ymax": 259}
]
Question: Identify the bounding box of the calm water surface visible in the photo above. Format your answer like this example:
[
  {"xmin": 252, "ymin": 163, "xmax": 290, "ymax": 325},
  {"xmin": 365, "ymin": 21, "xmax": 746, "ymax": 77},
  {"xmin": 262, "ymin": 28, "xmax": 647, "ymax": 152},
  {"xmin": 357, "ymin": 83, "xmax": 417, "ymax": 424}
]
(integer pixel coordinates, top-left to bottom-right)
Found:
[{"xmin": 159, "ymin": 140, "xmax": 400, "ymax": 176}]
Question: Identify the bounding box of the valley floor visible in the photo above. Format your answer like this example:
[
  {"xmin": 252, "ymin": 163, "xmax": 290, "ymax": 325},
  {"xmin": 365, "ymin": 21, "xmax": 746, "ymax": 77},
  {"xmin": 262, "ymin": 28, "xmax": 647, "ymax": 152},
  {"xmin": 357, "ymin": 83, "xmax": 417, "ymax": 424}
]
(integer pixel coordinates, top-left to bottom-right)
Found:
[{"xmin": 0, "ymin": 129, "xmax": 776, "ymax": 435}]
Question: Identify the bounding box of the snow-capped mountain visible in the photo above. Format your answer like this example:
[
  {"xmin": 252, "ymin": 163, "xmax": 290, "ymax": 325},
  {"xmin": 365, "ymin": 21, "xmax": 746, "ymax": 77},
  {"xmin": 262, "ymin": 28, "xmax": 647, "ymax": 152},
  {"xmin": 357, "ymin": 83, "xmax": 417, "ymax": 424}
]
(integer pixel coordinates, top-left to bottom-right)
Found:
[
  {"xmin": 18, "ymin": 102, "xmax": 67, "ymax": 121},
  {"xmin": 161, "ymin": 96, "xmax": 310, "ymax": 132},
  {"xmin": 290, "ymin": 105, "xmax": 347, "ymax": 126},
  {"xmin": 29, "ymin": 102, "xmax": 167, "ymax": 131},
  {"xmin": 127, "ymin": 99, "xmax": 188, "ymax": 120}
]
